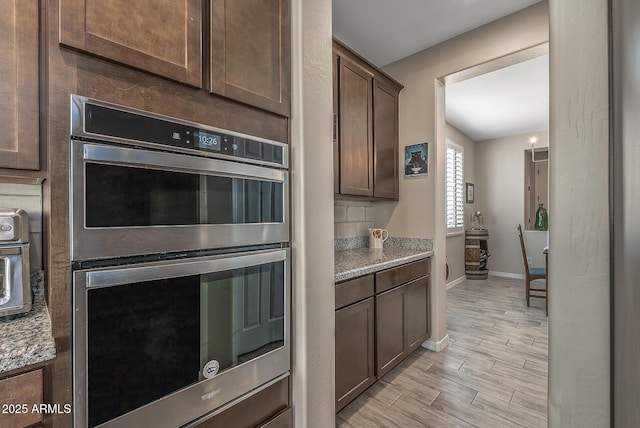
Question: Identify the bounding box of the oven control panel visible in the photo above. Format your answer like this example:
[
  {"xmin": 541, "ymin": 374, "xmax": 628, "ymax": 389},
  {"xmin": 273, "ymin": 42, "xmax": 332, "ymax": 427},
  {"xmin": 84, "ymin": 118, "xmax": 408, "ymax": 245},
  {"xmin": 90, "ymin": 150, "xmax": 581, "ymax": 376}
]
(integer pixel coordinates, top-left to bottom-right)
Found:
[{"xmin": 75, "ymin": 97, "xmax": 287, "ymax": 168}]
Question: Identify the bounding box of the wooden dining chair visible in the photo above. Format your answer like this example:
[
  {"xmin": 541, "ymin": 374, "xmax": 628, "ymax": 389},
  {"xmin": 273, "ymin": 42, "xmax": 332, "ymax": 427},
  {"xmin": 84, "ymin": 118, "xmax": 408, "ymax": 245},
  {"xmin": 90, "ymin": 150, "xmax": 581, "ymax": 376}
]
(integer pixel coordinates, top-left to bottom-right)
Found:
[{"xmin": 517, "ymin": 224, "xmax": 547, "ymax": 315}]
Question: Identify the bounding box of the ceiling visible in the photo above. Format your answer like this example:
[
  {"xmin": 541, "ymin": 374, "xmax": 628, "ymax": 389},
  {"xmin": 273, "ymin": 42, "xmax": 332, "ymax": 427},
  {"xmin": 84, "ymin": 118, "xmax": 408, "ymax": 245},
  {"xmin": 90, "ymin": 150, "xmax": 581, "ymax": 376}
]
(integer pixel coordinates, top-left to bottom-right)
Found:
[
  {"xmin": 332, "ymin": 0, "xmax": 542, "ymax": 67},
  {"xmin": 332, "ymin": 0, "xmax": 548, "ymax": 142},
  {"xmin": 446, "ymin": 55, "xmax": 549, "ymax": 141}
]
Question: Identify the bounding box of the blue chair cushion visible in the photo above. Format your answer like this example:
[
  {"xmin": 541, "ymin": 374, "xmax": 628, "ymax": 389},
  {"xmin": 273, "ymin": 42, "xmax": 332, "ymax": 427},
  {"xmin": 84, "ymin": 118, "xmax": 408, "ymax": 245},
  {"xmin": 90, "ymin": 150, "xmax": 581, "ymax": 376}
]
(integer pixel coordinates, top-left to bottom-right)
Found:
[{"xmin": 529, "ymin": 267, "xmax": 546, "ymax": 276}]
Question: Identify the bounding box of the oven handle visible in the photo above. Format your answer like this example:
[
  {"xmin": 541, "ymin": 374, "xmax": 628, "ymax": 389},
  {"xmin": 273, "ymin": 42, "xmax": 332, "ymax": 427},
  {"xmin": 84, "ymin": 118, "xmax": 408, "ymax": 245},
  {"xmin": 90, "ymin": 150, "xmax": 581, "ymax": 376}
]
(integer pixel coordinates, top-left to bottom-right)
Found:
[
  {"xmin": 83, "ymin": 248, "xmax": 289, "ymax": 289},
  {"xmin": 0, "ymin": 256, "xmax": 10, "ymax": 305},
  {"xmin": 83, "ymin": 143, "xmax": 286, "ymax": 183}
]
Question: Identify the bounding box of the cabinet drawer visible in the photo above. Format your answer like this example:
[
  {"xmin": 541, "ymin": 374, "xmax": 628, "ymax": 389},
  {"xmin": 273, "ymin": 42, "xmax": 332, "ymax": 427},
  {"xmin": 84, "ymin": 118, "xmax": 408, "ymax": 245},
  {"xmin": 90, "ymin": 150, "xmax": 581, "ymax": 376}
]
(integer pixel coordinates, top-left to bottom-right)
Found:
[
  {"xmin": 335, "ymin": 274, "xmax": 374, "ymax": 310},
  {"xmin": 375, "ymin": 258, "xmax": 430, "ymax": 293},
  {"xmin": 0, "ymin": 369, "xmax": 43, "ymax": 428},
  {"xmin": 260, "ymin": 407, "xmax": 291, "ymax": 428},
  {"xmin": 194, "ymin": 377, "xmax": 288, "ymax": 428}
]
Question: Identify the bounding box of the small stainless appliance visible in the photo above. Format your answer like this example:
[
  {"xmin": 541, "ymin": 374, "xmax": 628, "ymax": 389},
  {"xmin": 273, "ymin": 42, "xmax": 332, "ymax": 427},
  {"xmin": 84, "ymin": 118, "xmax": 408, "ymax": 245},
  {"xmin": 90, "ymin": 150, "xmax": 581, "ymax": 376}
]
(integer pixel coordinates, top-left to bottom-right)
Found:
[{"xmin": 0, "ymin": 208, "xmax": 31, "ymax": 318}]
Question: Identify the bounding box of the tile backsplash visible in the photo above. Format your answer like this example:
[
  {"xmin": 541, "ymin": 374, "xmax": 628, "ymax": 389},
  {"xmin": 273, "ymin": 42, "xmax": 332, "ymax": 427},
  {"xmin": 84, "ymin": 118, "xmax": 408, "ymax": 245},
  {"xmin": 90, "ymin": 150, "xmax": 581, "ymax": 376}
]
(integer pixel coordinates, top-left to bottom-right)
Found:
[
  {"xmin": 0, "ymin": 183, "xmax": 43, "ymax": 270},
  {"xmin": 334, "ymin": 200, "xmax": 374, "ymax": 238}
]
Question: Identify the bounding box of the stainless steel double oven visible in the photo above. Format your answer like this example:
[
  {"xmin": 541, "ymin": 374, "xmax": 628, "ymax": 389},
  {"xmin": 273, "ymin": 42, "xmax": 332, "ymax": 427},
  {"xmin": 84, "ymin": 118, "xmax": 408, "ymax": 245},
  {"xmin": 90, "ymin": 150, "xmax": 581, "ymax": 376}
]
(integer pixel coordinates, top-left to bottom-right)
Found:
[{"xmin": 70, "ymin": 96, "xmax": 290, "ymax": 428}]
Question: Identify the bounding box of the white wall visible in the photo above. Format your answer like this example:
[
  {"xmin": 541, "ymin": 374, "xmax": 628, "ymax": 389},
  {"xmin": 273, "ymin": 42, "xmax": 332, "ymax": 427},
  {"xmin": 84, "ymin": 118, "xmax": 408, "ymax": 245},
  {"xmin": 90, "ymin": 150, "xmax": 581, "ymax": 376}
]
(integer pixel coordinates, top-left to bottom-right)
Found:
[
  {"xmin": 548, "ymin": 0, "xmax": 610, "ymax": 426},
  {"xmin": 444, "ymin": 123, "xmax": 475, "ymax": 284},
  {"xmin": 378, "ymin": 2, "xmax": 549, "ymax": 344},
  {"xmin": 474, "ymin": 130, "xmax": 548, "ymax": 275},
  {"xmin": 290, "ymin": 0, "xmax": 335, "ymax": 425},
  {"xmin": 0, "ymin": 183, "xmax": 43, "ymax": 270}
]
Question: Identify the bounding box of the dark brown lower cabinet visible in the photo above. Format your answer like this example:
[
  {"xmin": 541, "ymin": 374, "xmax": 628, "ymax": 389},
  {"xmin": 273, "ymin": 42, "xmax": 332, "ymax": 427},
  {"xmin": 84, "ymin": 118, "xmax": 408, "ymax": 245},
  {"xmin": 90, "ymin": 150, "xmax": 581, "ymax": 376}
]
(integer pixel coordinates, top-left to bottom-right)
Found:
[
  {"xmin": 335, "ymin": 297, "xmax": 375, "ymax": 412},
  {"xmin": 376, "ymin": 276, "xmax": 431, "ymax": 377},
  {"xmin": 405, "ymin": 277, "xmax": 431, "ymax": 353},
  {"xmin": 0, "ymin": 369, "xmax": 43, "ymax": 428},
  {"xmin": 335, "ymin": 258, "xmax": 431, "ymax": 412},
  {"xmin": 375, "ymin": 285, "xmax": 407, "ymax": 377}
]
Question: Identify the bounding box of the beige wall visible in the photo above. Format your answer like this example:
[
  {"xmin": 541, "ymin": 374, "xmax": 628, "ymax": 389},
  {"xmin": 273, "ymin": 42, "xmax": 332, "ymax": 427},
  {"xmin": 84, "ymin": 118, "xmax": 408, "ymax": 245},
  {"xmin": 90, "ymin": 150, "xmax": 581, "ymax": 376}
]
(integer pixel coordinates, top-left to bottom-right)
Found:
[
  {"xmin": 475, "ymin": 130, "xmax": 548, "ymax": 275},
  {"xmin": 444, "ymin": 123, "xmax": 475, "ymax": 284},
  {"xmin": 290, "ymin": 0, "xmax": 335, "ymax": 425},
  {"xmin": 549, "ymin": 0, "xmax": 610, "ymax": 426},
  {"xmin": 378, "ymin": 2, "xmax": 549, "ymax": 344}
]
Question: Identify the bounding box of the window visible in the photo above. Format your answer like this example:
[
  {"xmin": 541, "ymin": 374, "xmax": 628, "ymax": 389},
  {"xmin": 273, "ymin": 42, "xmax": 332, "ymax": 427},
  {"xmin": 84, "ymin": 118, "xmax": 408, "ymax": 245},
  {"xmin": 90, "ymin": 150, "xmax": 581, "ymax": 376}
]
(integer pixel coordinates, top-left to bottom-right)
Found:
[{"xmin": 446, "ymin": 141, "xmax": 464, "ymax": 230}]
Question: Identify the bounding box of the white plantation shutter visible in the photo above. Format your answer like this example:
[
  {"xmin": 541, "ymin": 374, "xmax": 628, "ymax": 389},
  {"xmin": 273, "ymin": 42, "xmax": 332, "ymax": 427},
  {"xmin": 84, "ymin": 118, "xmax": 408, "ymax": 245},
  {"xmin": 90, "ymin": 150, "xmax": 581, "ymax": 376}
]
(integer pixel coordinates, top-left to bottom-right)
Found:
[{"xmin": 446, "ymin": 141, "xmax": 464, "ymax": 230}]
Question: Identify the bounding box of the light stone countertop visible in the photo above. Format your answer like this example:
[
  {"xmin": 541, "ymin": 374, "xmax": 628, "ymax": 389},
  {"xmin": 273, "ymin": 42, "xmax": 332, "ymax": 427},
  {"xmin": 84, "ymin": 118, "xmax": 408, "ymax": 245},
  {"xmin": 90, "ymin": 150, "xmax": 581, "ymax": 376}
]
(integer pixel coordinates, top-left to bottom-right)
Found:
[
  {"xmin": 0, "ymin": 271, "xmax": 56, "ymax": 374},
  {"xmin": 335, "ymin": 238, "xmax": 433, "ymax": 282}
]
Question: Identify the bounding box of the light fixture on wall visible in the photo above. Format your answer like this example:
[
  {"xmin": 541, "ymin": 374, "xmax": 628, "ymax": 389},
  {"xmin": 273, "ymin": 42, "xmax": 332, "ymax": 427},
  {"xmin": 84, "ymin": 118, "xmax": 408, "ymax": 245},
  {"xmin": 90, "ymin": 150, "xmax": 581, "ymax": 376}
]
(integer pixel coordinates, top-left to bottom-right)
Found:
[{"xmin": 529, "ymin": 136, "xmax": 548, "ymax": 163}]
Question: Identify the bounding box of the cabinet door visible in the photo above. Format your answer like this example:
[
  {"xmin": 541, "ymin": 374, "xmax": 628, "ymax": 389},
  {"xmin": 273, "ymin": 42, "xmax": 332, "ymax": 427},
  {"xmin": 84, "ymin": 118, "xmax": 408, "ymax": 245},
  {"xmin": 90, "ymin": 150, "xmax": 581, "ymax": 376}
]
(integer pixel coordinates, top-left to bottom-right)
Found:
[
  {"xmin": 405, "ymin": 276, "xmax": 430, "ymax": 354},
  {"xmin": 338, "ymin": 55, "xmax": 374, "ymax": 196},
  {"xmin": 259, "ymin": 408, "xmax": 291, "ymax": 428},
  {"xmin": 0, "ymin": 0, "xmax": 39, "ymax": 170},
  {"xmin": 0, "ymin": 369, "xmax": 43, "ymax": 428},
  {"xmin": 59, "ymin": 0, "xmax": 203, "ymax": 87},
  {"xmin": 210, "ymin": 0, "xmax": 291, "ymax": 117},
  {"xmin": 375, "ymin": 286, "xmax": 406, "ymax": 377},
  {"xmin": 335, "ymin": 297, "xmax": 375, "ymax": 412},
  {"xmin": 373, "ymin": 78, "xmax": 399, "ymax": 199}
]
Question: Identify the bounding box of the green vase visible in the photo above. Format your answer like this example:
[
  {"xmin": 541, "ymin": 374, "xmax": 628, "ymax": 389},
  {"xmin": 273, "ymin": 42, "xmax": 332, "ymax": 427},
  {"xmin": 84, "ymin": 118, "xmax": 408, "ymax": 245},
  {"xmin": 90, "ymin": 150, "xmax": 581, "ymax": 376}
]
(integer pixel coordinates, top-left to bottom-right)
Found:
[{"xmin": 535, "ymin": 203, "xmax": 548, "ymax": 231}]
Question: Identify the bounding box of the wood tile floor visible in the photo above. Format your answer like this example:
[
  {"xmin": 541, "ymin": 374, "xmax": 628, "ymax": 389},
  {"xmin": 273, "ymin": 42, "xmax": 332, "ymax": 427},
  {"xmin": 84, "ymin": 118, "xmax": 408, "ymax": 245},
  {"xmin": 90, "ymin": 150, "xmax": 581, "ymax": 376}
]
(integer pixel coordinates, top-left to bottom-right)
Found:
[{"xmin": 336, "ymin": 275, "xmax": 548, "ymax": 427}]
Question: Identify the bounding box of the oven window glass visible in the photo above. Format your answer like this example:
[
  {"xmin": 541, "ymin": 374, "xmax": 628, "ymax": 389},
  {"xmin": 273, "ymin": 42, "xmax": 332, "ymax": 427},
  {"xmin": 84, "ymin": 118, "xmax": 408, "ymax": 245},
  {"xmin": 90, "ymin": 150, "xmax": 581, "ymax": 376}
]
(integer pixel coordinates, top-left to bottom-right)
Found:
[
  {"xmin": 86, "ymin": 260, "xmax": 285, "ymax": 427},
  {"xmin": 84, "ymin": 163, "xmax": 284, "ymax": 227}
]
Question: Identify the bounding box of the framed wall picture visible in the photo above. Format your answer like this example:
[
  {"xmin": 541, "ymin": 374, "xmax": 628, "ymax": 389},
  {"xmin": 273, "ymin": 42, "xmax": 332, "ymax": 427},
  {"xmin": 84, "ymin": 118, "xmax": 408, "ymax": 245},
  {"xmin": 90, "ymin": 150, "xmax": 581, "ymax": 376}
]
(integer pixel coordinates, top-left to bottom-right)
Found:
[
  {"xmin": 404, "ymin": 142, "xmax": 428, "ymax": 178},
  {"xmin": 466, "ymin": 182, "xmax": 474, "ymax": 203}
]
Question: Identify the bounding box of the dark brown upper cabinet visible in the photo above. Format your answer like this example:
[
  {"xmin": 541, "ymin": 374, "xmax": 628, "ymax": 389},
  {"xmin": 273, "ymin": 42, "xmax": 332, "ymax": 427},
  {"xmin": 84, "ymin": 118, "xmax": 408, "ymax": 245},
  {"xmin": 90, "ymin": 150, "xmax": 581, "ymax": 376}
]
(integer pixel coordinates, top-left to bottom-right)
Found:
[
  {"xmin": 333, "ymin": 39, "xmax": 402, "ymax": 200},
  {"xmin": 337, "ymin": 53, "xmax": 374, "ymax": 197},
  {"xmin": 0, "ymin": 0, "xmax": 39, "ymax": 171},
  {"xmin": 58, "ymin": 0, "xmax": 291, "ymax": 117},
  {"xmin": 373, "ymin": 77, "xmax": 401, "ymax": 199},
  {"xmin": 59, "ymin": 0, "xmax": 203, "ymax": 87},
  {"xmin": 210, "ymin": 0, "xmax": 291, "ymax": 117}
]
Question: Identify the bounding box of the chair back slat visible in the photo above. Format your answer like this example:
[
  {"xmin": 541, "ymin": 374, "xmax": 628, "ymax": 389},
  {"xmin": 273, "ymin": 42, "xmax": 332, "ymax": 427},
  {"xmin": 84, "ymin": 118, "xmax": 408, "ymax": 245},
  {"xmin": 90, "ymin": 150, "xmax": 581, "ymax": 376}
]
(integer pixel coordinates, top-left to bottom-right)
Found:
[{"xmin": 517, "ymin": 224, "xmax": 530, "ymax": 273}]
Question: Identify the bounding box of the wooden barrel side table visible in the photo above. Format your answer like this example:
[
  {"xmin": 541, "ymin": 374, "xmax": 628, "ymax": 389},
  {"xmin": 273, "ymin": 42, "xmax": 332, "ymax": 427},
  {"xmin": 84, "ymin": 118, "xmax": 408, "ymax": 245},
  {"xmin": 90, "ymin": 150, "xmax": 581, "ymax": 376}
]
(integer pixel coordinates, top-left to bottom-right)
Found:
[{"xmin": 465, "ymin": 229, "xmax": 489, "ymax": 280}]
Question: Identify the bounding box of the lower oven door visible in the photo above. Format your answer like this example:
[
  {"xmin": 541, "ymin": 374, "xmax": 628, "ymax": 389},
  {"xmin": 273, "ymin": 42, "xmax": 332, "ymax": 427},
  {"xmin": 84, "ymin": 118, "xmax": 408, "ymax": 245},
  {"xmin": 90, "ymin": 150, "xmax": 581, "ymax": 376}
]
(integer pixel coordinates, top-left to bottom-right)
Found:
[{"xmin": 73, "ymin": 248, "xmax": 290, "ymax": 428}]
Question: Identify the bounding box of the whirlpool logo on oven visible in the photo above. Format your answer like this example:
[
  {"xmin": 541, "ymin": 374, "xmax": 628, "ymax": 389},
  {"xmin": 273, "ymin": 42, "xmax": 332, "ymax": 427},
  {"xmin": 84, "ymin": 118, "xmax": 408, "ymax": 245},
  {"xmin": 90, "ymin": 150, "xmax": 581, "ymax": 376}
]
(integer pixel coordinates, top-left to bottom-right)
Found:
[{"xmin": 201, "ymin": 388, "xmax": 222, "ymax": 401}]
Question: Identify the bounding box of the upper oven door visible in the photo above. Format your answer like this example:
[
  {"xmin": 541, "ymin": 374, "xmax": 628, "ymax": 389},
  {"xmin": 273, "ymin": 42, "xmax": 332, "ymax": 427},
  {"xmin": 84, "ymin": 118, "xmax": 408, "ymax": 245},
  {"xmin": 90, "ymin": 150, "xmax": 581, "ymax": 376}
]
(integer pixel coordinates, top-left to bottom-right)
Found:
[{"xmin": 71, "ymin": 140, "xmax": 289, "ymax": 261}]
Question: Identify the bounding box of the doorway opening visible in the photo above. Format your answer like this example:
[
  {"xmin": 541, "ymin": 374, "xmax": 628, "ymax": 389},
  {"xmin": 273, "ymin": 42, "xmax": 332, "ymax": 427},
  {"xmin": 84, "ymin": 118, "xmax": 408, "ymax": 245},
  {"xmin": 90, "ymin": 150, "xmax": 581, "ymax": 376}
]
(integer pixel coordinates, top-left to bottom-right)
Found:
[{"xmin": 439, "ymin": 44, "xmax": 550, "ymax": 424}]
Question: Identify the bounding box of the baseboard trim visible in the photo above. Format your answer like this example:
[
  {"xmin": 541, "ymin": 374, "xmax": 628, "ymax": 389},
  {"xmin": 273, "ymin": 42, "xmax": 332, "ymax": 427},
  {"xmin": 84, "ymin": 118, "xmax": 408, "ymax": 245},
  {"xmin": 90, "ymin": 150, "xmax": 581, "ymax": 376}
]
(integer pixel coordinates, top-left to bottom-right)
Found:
[
  {"xmin": 489, "ymin": 271, "xmax": 525, "ymax": 280},
  {"xmin": 446, "ymin": 276, "xmax": 466, "ymax": 290},
  {"xmin": 422, "ymin": 334, "xmax": 450, "ymax": 352}
]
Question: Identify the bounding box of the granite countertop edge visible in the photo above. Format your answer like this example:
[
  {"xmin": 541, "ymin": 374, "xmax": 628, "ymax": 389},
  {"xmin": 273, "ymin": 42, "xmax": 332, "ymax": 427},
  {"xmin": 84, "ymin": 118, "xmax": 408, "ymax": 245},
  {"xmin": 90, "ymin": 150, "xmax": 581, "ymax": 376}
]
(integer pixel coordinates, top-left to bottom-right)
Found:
[
  {"xmin": 0, "ymin": 271, "xmax": 56, "ymax": 375},
  {"xmin": 335, "ymin": 249, "xmax": 434, "ymax": 282}
]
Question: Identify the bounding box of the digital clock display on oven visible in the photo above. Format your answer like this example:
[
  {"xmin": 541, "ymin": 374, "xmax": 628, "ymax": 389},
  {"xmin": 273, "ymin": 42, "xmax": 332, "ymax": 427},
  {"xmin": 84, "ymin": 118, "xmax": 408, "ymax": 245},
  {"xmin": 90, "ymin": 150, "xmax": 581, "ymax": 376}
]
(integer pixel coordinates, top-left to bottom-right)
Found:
[{"xmin": 197, "ymin": 131, "xmax": 221, "ymax": 151}]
